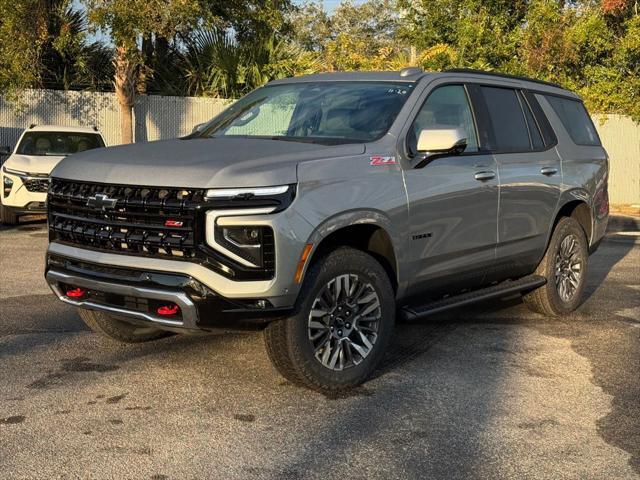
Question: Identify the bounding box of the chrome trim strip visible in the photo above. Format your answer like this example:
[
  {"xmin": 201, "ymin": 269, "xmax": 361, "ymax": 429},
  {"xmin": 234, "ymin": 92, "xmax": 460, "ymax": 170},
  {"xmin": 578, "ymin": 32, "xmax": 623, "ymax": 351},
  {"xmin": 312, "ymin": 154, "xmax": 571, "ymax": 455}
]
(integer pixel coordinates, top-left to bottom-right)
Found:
[{"xmin": 46, "ymin": 269, "xmax": 198, "ymax": 328}]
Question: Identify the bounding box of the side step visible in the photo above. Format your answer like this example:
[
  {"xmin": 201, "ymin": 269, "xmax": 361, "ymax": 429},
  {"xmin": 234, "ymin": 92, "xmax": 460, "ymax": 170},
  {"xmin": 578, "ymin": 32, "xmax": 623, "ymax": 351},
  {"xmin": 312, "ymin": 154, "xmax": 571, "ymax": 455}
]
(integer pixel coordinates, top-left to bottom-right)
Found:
[{"xmin": 401, "ymin": 275, "xmax": 547, "ymax": 322}]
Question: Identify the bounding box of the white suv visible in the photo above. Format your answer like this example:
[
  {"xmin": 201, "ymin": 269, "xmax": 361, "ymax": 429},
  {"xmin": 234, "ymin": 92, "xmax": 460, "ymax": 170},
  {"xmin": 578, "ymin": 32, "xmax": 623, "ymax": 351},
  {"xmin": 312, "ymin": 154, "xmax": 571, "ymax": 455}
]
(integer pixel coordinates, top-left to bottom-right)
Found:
[{"xmin": 1, "ymin": 125, "xmax": 106, "ymax": 225}]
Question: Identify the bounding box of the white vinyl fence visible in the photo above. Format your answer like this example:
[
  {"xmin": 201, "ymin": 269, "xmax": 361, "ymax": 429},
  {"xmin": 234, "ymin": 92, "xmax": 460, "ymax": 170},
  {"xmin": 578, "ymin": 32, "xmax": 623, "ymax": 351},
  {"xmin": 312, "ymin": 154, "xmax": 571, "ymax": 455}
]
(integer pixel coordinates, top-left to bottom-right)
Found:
[
  {"xmin": 0, "ymin": 89, "xmax": 638, "ymax": 204},
  {"xmin": 592, "ymin": 114, "xmax": 640, "ymax": 205},
  {"xmin": 0, "ymin": 89, "xmax": 230, "ymax": 147}
]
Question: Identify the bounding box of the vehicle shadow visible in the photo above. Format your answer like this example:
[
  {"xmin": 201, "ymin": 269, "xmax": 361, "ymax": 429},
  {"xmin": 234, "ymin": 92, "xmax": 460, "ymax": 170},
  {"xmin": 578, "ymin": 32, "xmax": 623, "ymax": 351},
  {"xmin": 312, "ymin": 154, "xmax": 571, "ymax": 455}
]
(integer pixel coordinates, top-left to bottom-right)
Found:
[{"xmin": 0, "ymin": 215, "xmax": 47, "ymax": 232}]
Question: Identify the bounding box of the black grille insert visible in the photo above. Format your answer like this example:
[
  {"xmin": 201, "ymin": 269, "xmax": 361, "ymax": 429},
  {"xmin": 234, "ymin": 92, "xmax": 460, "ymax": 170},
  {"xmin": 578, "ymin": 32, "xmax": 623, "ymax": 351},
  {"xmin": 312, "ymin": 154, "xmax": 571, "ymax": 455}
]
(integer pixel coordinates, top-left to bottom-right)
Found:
[
  {"xmin": 24, "ymin": 178, "xmax": 50, "ymax": 193},
  {"xmin": 48, "ymin": 179, "xmax": 205, "ymax": 260}
]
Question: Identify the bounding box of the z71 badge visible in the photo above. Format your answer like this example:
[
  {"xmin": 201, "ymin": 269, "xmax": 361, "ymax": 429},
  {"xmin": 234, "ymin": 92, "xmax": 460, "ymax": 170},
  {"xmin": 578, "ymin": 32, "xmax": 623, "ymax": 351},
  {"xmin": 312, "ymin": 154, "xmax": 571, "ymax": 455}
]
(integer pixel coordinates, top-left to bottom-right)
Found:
[{"xmin": 370, "ymin": 156, "xmax": 397, "ymax": 166}]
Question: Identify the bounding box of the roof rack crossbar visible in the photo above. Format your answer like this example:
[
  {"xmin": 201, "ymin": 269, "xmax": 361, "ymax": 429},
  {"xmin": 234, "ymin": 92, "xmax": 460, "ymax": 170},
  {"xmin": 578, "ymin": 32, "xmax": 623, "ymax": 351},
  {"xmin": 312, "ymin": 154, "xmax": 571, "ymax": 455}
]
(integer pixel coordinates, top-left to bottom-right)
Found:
[{"xmin": 444, "ymin": 69, "xmax": 564, "ymax": 89}]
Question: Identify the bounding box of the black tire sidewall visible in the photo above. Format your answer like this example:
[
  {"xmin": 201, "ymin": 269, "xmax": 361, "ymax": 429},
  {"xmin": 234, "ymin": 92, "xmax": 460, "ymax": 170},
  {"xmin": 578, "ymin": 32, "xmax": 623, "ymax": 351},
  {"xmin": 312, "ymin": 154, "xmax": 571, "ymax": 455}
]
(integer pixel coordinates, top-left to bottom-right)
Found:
[
  {"xmin": 0, "ymin": 205, "xmax": 18, "ymax": 225},
  {"xmin": 286, "ymin": 248, "xmax": 395, "ymax": 389}
]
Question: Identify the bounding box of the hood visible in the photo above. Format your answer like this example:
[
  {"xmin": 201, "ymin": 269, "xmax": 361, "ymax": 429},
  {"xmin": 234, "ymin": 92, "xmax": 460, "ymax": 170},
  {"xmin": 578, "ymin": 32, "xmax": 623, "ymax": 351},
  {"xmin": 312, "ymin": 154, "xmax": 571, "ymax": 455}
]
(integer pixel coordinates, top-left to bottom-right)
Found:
[
  {"xmin": 4, "ymin": 154, "xmax": 66, "ymax": 175},
  {"xmin": 51, "ymin": 137, "xmax": 366, "ymax": 188}
]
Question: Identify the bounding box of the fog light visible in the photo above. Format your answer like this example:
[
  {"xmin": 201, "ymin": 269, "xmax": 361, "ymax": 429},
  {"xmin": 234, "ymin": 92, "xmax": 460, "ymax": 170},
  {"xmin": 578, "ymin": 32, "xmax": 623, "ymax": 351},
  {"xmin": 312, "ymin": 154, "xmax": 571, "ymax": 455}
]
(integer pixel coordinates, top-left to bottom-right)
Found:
[
  {"xmin": 157, "ymin": 304, "xmax": 180, "ymax": 316},
  {"xmin": 66, "ymin": 287, "xmax": 86, "ymax": 298}
]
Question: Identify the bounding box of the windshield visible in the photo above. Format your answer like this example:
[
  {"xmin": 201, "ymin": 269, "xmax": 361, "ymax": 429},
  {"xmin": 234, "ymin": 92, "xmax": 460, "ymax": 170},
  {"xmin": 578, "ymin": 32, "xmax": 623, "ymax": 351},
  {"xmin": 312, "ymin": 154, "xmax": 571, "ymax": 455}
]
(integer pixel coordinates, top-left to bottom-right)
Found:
[
  {"xmin": 200, "ymin": 82, "xmax": 415, "ymax": 144},
  {"xmin": 16, "ymin": 132, "xmax": 105, "ymax": 156}
]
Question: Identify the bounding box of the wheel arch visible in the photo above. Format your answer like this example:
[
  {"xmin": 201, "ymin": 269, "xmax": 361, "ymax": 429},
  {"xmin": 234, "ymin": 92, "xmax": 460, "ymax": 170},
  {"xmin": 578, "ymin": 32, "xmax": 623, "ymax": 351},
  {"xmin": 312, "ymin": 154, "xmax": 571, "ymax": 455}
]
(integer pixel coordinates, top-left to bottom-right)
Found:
[
  {"xmin": 303, "ymin": 211, "xmax": 400, "ymax": 294},
  {"xmin": 550, "ymin": 192, "xmax": 593, "ymax": 246}
]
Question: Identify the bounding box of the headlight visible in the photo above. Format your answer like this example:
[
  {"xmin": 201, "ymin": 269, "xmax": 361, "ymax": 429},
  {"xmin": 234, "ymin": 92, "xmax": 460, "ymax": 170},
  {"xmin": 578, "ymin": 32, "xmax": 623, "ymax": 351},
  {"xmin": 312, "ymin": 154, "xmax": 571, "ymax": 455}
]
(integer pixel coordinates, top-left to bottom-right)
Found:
[
  {"xmin": 220, "ymin": 225, "xmax": 272, "ymax": 267},
  {"xmin": 3, "ymin": 175, "xmax": 13, "ymax": 197},
  {"xmin": 205, "ymin": 207, "xmax": 276, "ymax": 269},
  {"xmin": 2, "ymin": 166, "xmax": 29, "ymax": 177},
  {"xmin": 203, "ymin": 185, "xmax": 294, "ymax": 272},
  {"xmin": 205, "ymin": 185, "xmax": 290, "ymax": 198},
  {"xmin": 2, "ymin": 166, "xmax": 49, "ymax": 179}
]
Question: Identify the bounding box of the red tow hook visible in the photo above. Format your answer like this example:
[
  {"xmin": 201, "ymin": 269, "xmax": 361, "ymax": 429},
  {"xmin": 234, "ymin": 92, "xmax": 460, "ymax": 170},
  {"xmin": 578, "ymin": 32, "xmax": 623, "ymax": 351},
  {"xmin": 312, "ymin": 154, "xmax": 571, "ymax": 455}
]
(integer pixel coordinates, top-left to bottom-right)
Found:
[
  {"xmin": 157, "ymin": 304, "xmax": 180, "ymax": 316},
  {"xmin": 66, "ymin": 287, "xmax": 86, "ymax": 298}
]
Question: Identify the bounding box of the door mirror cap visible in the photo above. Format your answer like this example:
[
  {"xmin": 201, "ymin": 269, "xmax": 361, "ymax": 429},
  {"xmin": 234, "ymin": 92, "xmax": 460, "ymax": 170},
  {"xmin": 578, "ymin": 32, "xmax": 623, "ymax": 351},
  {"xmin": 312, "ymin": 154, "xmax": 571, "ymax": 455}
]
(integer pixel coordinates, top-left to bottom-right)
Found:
[
  {"xmin": 417, "ymin": 127, "xmax": 467, "ymax": 153},
  {"xmin": 191, "ymin": 123, "xmax": 206, "ymax": 134},
  {"xmin": 415, "ymin": 128, "xmax": 467, "ymax": 168}
]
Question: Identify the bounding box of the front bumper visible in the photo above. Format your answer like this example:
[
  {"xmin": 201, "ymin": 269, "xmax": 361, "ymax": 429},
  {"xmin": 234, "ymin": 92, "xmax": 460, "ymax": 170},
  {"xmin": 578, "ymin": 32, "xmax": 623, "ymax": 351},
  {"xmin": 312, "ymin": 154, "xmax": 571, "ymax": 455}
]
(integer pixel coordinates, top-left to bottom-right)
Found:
[
  {"xmin": 1, "ymin": 201, "xmax": 47, "ymax": 215},
  {"xmin": 2, "ymin": 171, "xmax": 48, "ymax": 210},
  {"xmin": 45, "ymin": 255, "xmax": 293, "ymax": 331}
]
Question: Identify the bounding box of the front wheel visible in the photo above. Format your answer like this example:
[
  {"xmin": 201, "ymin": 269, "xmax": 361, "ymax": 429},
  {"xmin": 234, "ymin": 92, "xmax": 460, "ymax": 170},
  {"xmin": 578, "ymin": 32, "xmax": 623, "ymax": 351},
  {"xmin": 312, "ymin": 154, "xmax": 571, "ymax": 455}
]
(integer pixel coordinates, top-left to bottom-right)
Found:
[
  {"xmin": 523, "ymin": 217, "xmax": 589, "ymax": 316},
  {"xmin": 0, "ymin": 205, "xmax": 18, "ymax": 225},
  {"xmin": 264, "ymin": 247, "xmax": 395, "ymax": 393}
]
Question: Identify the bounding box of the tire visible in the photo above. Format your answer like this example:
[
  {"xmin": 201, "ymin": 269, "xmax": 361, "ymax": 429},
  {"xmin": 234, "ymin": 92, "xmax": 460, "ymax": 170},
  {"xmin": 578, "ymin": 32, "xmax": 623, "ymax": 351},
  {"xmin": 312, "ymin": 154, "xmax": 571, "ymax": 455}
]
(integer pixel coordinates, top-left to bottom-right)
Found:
[
  {"xmin": 78, "ymin": 308, "xmax": 171, "ymax": 343},
  {"xmin": 523, "ymin": 217, "xmax": 589, "ymax": 316},
  {"xmin": 0, "ymin": 204, "xmax": 18, "ymax": 225},
  {"xmin": 264, "ymin": 247, "xmax": 395, "ymax": 393}
]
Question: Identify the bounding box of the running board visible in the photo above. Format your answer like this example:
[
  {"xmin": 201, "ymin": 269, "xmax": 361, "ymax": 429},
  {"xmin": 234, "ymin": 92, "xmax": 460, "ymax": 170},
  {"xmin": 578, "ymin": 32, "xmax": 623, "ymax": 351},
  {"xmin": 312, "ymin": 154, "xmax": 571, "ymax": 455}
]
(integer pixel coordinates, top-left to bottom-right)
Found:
[{"xmin": 401, "ymin": 275, "xmax": 547, "ymax": 322}]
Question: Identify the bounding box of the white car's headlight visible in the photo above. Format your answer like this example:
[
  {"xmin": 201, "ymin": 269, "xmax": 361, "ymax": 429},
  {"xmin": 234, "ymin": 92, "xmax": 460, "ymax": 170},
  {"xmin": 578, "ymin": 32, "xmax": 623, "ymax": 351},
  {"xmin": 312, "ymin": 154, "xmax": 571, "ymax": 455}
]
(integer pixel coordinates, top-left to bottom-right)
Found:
[{"xmin": 2, "ymin": 166, "xmax": 29, "ymax": 177}]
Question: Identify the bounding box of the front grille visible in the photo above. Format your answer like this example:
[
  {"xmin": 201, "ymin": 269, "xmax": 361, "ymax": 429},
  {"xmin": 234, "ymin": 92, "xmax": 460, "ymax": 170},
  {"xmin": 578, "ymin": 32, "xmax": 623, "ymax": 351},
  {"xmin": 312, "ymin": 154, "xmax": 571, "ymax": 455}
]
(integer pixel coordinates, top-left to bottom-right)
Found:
[
  {"xmin": 48, "ymin": 179, "xmax": 205, "ymax": 260},
  {"xmin": 24, "ymin": 177, "xmax": 50, "ymax": 192},
  {"xmin": 48, "ymin": 179, "xmax": 276, "ymax": 280}
]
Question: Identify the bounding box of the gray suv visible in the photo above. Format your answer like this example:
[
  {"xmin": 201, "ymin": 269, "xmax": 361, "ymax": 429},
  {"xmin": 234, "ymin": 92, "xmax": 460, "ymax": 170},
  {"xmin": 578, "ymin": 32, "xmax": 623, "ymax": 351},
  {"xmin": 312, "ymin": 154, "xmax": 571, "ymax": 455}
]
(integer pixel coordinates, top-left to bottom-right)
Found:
[{"xmin": 45, "ymin": 68, "xmax": 609, "ymax": 392}]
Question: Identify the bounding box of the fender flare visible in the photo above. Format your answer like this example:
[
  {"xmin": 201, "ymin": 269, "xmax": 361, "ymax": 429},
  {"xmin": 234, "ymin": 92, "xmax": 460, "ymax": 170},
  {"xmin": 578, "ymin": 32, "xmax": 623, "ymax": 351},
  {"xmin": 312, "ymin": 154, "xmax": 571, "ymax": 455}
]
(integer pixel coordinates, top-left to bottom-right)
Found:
[{"xmin": 302, "ymin": 209, "xmax": 404, "ymax": 293}]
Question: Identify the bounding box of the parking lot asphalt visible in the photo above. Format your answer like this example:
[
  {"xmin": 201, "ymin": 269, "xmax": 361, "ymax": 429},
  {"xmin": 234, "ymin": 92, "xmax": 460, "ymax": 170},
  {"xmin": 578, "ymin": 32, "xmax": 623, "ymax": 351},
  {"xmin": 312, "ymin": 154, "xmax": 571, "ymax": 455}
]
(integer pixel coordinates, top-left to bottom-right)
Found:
[{"xmin": 0, "ymin": 218, "xmax": 638, "ymax": 480}]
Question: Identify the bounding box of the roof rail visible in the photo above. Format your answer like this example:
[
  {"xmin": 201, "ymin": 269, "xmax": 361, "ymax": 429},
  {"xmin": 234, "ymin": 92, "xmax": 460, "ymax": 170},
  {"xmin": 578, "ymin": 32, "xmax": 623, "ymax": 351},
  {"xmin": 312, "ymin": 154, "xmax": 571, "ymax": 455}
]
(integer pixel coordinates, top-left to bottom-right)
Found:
[{"xmin": 444, "ymin": 69, "xmax": 564, "ymax": 89}]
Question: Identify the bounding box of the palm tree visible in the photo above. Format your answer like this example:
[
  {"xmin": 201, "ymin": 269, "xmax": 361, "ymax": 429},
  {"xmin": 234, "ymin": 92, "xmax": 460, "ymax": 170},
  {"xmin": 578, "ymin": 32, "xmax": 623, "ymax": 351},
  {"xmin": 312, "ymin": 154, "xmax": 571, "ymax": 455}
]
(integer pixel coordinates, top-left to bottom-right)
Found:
[
  {"xmin": 179, "ymin": 28, "xmax": 321, "ymax": 99},
  {"xmin": 39, "ymin": 0, "xmax": 113, "ymax": 91}
]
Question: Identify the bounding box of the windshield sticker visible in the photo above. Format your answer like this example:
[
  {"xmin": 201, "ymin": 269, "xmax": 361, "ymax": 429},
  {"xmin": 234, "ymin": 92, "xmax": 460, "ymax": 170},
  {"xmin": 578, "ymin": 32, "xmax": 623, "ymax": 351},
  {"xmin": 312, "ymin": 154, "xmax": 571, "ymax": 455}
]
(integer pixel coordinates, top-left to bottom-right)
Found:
[
  {"xmin": 387, "ymin": 88, "xmax": 408, "ymax": 95},
  {"xmin": 370, "ymin": 156, "xmax": 397, "ymax": 166}
]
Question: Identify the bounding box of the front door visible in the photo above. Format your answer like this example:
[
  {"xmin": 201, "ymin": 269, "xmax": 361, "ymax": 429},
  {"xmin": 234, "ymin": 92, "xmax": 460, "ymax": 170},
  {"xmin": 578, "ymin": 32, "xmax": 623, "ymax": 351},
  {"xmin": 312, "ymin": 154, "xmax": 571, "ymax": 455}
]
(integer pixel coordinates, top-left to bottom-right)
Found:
[{"xmin": 402, "ymin": 84, "xmax": 499, "ymax": 297}]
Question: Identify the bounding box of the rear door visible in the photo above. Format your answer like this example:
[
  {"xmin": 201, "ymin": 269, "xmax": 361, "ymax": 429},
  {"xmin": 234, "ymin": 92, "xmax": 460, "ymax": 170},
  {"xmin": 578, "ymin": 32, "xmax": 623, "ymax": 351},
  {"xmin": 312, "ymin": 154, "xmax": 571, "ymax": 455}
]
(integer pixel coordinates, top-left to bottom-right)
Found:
[
  {"xmin": 473, "ymin": 84, "xmax": 561, "ymax": 280},
  {"xmin": 401, "ymin": 83, "xmax": 499, "ymax": 295}
]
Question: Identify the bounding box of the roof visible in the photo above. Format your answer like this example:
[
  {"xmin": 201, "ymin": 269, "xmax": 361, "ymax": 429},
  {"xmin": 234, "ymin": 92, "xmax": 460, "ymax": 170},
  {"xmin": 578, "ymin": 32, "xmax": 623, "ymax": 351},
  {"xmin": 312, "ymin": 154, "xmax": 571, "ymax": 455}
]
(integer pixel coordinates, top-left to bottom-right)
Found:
[
  {"xmin": 268, "ymin": 70, "xmax": 429, "ymax": 85},
  {"xmin": 268, "ymin": 68, "xmax": 576, "ymax": 97},
  {"xmin": 26, "ymin": 125, "xmax": 101, "ymax": 134}
]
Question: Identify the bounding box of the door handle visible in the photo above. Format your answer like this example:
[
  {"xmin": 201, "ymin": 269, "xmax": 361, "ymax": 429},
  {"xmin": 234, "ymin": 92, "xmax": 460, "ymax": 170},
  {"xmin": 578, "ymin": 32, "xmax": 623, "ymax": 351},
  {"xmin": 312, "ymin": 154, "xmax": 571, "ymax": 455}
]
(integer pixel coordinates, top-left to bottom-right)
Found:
[
  {"xmin": 474, "ymin": 171, "xmax": 495, "ymax": 181},
  {"xmin": 540, "ymin": 166, "xmax": 558, "ymax": 176}
]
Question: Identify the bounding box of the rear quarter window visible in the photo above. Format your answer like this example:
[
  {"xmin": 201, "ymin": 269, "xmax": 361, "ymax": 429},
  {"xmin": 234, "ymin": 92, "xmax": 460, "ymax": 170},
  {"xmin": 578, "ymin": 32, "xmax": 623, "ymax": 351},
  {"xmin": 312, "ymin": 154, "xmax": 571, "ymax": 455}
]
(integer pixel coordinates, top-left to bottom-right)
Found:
[{"xmin": 544, "ymin": 96, "xmax": 601, "ymax": 146}]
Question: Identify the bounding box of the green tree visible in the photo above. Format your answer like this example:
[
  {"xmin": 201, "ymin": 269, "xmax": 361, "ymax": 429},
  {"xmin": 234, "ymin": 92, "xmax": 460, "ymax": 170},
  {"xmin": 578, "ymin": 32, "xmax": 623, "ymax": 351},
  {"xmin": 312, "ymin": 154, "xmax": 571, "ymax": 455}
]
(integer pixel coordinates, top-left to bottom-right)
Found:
[
  {"xmin": 287, "ymin": 1, "xmax": 332, "ymax": 51},
  {"xmin": 83, "ymin": 0, "xmax": 204, "ymax": 143},
  {"xmin": 0, "ymin": 0, "xmax": 112, "ymax": 97},
  {"xmin": 289, "ymin": 0, "xmax": 406, "ymax": 70},
  {"xmin": 180, "ymin": 28, "xmax": 320, "ymax": 98}
]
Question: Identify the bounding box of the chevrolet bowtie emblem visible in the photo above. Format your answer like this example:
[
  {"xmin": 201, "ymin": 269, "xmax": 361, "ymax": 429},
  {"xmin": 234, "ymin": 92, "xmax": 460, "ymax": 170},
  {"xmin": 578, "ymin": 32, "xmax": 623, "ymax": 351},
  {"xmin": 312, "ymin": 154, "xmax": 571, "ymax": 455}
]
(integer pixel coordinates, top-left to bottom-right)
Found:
[{"xmin": 86, "ymin": 193, "xmax": 117, "ymax": 210}]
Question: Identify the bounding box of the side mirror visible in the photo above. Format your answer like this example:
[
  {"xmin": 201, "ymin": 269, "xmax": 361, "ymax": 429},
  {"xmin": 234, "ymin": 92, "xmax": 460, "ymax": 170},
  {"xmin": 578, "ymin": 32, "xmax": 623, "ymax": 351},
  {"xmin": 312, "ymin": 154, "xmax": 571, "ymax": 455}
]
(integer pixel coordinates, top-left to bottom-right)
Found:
[
  {"xmin": 414, "ymin": 128, "xmax": 467, "ymax": 168},
  {"xmin": 0, "ymin": 146, "xmax": 11, "ymax": 156},
  {"xmin": 191, "ymin": 123, "xmax": 206, "ymax": 134}
]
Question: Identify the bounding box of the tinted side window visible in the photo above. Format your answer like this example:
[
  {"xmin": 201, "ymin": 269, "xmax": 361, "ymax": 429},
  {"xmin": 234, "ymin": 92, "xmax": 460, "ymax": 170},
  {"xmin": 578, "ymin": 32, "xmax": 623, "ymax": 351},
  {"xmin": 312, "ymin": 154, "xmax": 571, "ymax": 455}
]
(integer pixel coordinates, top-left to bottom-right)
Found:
[
  {"xmin": 410, "ymin": 85, "xmax": 478, "ymax": 154},
  {"xmin": 481, "ymin": 86, "xmax": 530, "ymax": 152},
  {"xmin": 544, "ymin": 95, "xmax": 601, "ymax": 146}
]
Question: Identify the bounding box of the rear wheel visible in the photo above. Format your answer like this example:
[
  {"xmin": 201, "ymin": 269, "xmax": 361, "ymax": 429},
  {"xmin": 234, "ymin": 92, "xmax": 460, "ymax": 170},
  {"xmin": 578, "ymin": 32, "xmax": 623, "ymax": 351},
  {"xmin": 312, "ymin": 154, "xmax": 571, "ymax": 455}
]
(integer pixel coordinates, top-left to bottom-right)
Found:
[
  {"xmin": 0, "ymin": 205, "xmax": 18, "ymax": 225},
  {"xmin": 78, "ymin": 309, "xmax": 171, "ymax": 343},
  {"xmin": 523, "ymin": 217, "xmax": 589, "ymax": 316},
  {"xmin": 264, "ymin": 247, "xmax": 395, "ymax": 393}
]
